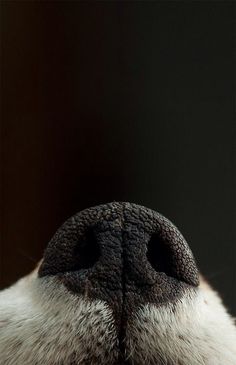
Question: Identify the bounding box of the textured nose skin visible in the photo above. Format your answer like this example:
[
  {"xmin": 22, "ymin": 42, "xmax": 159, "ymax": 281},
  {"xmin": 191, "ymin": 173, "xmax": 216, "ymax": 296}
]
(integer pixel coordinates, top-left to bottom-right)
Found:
[{"xmin": 39, "ymin": 202, "xmax": 199, "ymax": 326}]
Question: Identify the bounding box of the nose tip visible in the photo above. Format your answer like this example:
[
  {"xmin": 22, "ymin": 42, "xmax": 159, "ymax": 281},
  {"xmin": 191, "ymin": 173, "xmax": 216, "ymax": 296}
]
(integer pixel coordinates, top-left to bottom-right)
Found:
[{"xmin": 39, "ymin": 202, "xmax": 199, "ymax": 306}]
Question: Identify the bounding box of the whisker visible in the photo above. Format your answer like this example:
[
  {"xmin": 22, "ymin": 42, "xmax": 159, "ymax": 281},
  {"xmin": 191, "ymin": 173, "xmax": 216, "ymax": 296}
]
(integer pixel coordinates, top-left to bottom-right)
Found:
[
  {"xmin": 17, "ymin": 249, "xmax": 38, "ymax": 264},
  {"xmin": 205, "ymin": 267, "xmax": 232, "ymax": 280}
]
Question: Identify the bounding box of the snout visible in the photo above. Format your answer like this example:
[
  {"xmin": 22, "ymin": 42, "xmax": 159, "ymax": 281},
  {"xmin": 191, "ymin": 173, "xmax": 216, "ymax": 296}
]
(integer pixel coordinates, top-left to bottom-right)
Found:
[
  {"xmin": 39, "ymin": 202, "xmax": 199, "ymax": 328},
  {"xmin": 2, "ymin": 203, "xmax": 235, "ymax": 365}
]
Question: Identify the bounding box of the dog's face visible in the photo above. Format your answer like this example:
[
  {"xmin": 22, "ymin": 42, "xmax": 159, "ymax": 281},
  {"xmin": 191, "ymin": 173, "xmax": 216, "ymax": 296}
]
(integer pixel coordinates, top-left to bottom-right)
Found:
[{"xmin": 0, "ymin": 202, "xmax": 235, "ymax": 365}]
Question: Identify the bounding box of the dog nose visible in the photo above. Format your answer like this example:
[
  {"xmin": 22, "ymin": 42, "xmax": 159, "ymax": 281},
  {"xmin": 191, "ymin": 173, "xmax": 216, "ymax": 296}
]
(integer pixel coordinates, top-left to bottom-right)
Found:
[{"xmin": 39, "ymin": 202, "xmax": 199, "ymax": 312}]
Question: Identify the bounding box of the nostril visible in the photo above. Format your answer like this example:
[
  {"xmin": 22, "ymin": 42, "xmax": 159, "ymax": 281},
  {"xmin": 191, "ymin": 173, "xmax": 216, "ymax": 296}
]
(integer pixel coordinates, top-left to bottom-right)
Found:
[
  {"xmin": 147, "ymin": 233, "xmax": 176, "ymax": 279},
  {"xmin": 146, "ymin": 230, "xmax": 199, "ymax": 287},
  {"xmin": 72, "ymin": 229, "xmax": 101, "ymax": 271}
]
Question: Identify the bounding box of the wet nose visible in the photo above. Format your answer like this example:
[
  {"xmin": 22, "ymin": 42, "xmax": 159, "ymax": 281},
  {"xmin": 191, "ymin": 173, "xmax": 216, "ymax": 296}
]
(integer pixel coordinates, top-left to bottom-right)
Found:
[{"xmin": 39, "ymin": 202, "xmax": 199, "ymax": 313}]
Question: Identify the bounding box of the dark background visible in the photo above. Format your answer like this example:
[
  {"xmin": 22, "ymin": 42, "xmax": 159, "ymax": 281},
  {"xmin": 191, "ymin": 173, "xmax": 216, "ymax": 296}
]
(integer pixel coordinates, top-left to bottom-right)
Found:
[{"xmin": 1, "ymin": 2, "xmax": 235, "ymax": 315}]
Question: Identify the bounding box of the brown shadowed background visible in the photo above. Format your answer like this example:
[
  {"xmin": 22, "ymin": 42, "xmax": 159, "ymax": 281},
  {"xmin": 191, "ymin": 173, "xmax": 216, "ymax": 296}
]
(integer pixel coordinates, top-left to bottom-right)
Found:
[{"xmin": 0, "ymin": 2, "xmax": 235, "ymax": 315}]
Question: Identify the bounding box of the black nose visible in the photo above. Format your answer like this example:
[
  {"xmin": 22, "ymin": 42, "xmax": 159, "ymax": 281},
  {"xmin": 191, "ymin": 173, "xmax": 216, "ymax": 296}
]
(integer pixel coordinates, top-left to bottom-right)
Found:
[{"xmin": 39, "ymin": 202, "xmax": 199, "ymax": 319}]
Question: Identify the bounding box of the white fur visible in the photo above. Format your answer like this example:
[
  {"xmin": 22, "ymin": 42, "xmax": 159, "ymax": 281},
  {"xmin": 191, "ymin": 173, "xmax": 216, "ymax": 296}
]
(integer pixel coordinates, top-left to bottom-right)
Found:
[
  {"xmin": 0, "ymin": 274, "xmax": 118, "ymax": 365},
  {"xmin": 0, "ymin": 270, "xmax": 235, "ymax": 365},
  {"xmin": 126, "ymin": 287, "xmax": 236, "ymax": 365}
]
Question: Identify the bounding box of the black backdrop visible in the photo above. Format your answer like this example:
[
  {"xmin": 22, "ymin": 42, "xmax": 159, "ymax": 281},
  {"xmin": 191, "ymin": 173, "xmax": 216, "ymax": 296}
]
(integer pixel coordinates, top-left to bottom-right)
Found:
[{"xmin": 1, "ymin": 2, "xmax": 235, "ymax": 315}]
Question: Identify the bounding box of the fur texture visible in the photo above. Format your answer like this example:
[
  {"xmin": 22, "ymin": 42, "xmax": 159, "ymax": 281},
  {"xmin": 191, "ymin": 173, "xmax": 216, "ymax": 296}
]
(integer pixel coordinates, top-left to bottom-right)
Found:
[{"xmin": 0, "ymin": 203, "xmax": 235, "ymax": 365}]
